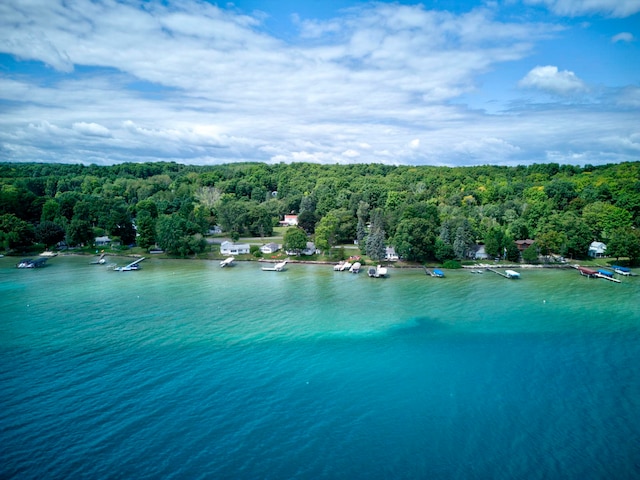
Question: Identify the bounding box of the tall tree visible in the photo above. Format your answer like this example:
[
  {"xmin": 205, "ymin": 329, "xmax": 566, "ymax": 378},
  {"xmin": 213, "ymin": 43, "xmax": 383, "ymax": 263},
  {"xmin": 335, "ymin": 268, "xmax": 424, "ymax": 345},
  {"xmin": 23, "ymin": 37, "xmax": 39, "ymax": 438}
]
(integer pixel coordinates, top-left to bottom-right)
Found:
[{"xmin": 35, "ymin": 221, "xmax": 65, "ymax": 249}]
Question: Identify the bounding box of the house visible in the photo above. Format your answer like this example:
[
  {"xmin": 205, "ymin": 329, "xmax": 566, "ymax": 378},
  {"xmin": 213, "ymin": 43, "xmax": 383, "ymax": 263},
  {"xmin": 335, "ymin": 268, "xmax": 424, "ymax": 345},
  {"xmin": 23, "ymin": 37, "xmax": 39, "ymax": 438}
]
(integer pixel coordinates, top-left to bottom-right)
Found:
[
  {"xmin": 472, "ymin": 244, "xmax": 490, "ymax": 260},
  {"xmin": 515, "ymin": 239, "xmax": 535, "ymax": 252},
  {"xmin": 302, "ymin": 242, "xmax": 318, "ymax": 256},
  {"xmin": 385, "ymin": 247, "xmax": 399, "ymax": 261},
  {"xmin": 260, "ymin": 243, "xmax": 280, "ymax": 254},
  {"xmin": 279, "ymin": 214, "xmax": 298, "ymax": 226},
  {"xmin": 220, "ymin": 241, "xmax": 250, "ymax": 256},
  {"xmin": 95, "ymin": 236, "xmax": 111, "ymax": 246},
  {"xmin": 588, "ymin": 241, "xmax": 607, "ymax": 258}
]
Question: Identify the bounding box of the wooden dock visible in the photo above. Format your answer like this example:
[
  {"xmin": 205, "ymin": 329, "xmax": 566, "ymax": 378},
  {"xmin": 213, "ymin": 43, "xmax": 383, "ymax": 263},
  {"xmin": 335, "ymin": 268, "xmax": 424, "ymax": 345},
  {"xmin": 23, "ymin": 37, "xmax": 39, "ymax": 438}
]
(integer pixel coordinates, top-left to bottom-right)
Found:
[{"xmin": 487, "ymin": 268, "xmax": 508, "ymax": 278}]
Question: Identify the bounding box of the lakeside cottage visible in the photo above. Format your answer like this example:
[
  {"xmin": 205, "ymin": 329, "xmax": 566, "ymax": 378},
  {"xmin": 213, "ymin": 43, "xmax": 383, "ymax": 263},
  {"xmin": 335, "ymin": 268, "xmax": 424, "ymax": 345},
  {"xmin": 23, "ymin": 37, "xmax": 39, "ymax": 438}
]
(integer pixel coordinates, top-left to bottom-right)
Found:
[
  {"xmin": 220, "ymin": 241, "xmax": 250, "ymax": 256},
  {"xmin": 95, "ymin": 236, "xmax": 112, "ymax": 246},
  {"xmin": 260, "ymin": 243, "xmax": 280, "ymax": 254},
  {"xmin": 385, "ymin": 247, "xmax": 399, "ymax": 261},
  {"xmin": 472, "ymin": 244, "xmax": 490, "ymax": 260},
  {"xmin": 516, "ymin": 239, "xmax": 535, "ymax": 252},
  {"xmin": 588, "ymin": 241, "xmax": 607, "ymax": 258},
  {"xmin": 279, "ymin": 214, "xmax": 298, "ymax": 227}
]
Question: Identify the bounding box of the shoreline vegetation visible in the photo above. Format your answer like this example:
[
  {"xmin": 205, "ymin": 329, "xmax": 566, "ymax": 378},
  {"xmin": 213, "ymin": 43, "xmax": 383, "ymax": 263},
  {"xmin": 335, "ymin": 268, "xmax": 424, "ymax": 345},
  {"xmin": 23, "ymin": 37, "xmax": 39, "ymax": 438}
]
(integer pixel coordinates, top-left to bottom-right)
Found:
[{"xmin": 2, "ymin": 161, "xmax": 639, "ymax": 267}]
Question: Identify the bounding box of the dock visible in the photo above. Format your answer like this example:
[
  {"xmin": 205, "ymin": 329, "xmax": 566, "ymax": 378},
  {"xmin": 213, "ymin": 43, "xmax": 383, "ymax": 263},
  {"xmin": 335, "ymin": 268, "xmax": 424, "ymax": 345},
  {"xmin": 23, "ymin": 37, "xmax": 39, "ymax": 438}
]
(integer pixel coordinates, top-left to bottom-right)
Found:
[
  {"xmin": 486, "ymin": 268, "xmax": 520, "ymax": 279},
  {"xmin": 487, "ymin": 268, "xmax": 508, "ymax": 278}
]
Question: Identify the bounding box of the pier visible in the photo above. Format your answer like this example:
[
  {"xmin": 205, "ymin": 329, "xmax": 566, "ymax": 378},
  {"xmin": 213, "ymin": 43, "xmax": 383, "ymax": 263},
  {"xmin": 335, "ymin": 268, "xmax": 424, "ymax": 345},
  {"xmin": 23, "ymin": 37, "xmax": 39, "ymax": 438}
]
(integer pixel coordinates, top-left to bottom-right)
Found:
[{"xmin": 487, "ymin": 268, "xmax": 507, "ymax": 278}]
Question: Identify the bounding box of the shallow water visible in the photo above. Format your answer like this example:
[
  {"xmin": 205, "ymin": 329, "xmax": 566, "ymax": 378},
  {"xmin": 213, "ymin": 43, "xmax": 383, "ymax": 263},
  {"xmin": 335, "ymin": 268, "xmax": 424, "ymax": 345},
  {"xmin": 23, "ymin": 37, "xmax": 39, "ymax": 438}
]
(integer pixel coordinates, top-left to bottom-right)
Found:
[{"xmin": 1, "ymin": 256, "xmax": 639, "ymax": 478}]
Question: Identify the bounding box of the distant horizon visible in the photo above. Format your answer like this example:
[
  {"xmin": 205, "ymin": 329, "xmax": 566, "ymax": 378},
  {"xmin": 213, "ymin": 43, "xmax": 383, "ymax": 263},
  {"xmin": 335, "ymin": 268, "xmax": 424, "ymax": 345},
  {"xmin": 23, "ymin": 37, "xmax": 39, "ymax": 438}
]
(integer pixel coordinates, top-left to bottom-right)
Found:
[{"xmin": 1, "ymin": 0, "xmax": 639, "ymax": 167}]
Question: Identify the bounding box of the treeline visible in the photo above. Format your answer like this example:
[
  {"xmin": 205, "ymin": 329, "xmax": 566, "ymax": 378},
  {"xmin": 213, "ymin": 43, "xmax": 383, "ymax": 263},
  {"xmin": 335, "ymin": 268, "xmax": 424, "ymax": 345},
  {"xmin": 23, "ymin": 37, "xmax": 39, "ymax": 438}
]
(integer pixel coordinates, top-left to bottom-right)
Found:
[{"xmin": 1, "ymin": 161, "xmax": 639, "ymax": 263}]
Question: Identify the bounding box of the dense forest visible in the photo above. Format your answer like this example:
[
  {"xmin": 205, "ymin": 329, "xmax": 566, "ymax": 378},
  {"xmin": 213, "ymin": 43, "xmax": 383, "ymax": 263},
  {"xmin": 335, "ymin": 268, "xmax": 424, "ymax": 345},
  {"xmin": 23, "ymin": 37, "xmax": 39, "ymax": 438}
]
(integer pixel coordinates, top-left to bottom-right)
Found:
[{"xmin": 1, "ymin": 161, "xmax": 639, "ymax": 264}]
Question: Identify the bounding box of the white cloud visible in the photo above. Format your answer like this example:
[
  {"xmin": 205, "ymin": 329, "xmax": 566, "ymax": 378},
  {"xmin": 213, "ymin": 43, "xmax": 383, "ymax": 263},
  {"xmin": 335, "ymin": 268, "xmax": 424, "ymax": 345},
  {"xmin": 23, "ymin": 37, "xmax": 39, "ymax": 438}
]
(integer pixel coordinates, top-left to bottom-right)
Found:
[
  {"xmin": 525, "ymin": 0, "xmax": 640, "ymax": 18},
  {"xmin": 73, "ymin": 122, "xmax": 112, "ymax": 137},
  {"xmin": 518, "ymin": 65, "xmax": 587, "ymax": 95},
  {"xmin": 0, "ymin": 1, "xmax": 636, "ymax": 166},
  {"xmin": 612, "ymin": 32, "xmax": 634, "ymax": 43}
]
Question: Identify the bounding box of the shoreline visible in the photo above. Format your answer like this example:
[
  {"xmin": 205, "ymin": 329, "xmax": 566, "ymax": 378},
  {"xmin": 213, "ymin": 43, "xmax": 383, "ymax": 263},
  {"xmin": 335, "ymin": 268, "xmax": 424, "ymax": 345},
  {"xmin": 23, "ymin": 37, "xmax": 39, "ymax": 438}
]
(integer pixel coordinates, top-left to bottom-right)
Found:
[{"xmin": 50, "ymin": 251, "xmax": 583, "ymax": 270}]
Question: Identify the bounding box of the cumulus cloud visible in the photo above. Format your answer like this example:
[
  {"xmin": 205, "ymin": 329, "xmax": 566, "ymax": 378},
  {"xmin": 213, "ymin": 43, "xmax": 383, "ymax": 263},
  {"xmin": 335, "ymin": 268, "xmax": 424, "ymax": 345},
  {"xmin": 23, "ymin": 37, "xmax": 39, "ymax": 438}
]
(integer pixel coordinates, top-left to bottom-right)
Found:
[
  {"xmin": 525, "ymin": 0, "xmax": 640, "ymax": 18},
  {"xmin": 612, "ymin": 32, "xmax": 634, "ymax": 43},
  {"xmin": 73, "ymin": 122, "xmax": 111, "ymax": 137},
  {"xmin": 0, "ymin": 1, "xmax": 637, "ymax": 166},
  {"xmin": 518, "ymin": 65, "xmax": 587, "ymax": 95}
]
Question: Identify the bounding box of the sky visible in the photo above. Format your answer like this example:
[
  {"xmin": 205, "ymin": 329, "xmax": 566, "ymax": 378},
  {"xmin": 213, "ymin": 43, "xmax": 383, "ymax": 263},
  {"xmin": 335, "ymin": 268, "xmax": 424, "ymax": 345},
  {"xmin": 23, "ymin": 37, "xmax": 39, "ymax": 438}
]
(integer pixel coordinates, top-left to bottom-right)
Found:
[{"xmin": 0, "ymin": 0, "xmax": 639, "ymax": 167}]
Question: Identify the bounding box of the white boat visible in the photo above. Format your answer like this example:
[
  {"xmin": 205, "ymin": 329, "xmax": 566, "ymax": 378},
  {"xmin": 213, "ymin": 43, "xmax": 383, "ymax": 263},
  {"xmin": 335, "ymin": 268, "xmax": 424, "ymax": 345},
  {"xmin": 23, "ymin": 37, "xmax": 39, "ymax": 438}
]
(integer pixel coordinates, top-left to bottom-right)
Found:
[
  {"xmin": 262, "ymin": 260, "xmax": 287, "ymax": 271},
  {"xmin": 349, "ymin": 262, "xmax": 361, "ymax": 273},
  {"xmin": 334, "ymin": 262, "xmax": 344, "ymax": 271},
  {"xmin": 220, "ymin": 257, "xmax": 235, "ymax": 267},
  {"xmin": 368, "ymin": 265, "xmax": 387, "ymax": 278},
  {"xmin": 340, "ymin": 261, "xmax": 352, "ymax": 272},
  {"xmin": 505, "ymin": 269, "xmax": 520, "ymax": 279},
  {"xmin": 114, "ymin": 257, "xmax": 145, "ymax": 271}
]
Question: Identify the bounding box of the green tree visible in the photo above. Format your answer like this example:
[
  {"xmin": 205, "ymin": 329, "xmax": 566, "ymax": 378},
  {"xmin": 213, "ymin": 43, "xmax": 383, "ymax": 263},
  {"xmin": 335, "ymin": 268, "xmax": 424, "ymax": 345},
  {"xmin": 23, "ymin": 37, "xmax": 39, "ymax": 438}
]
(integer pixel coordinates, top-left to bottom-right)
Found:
[
  {"xmin": 522, "ymin": 244, "xmax": 539, "ymax": 264},
  {"xmin": 156, "ymin": 215, "xmax": 206, "ymax": 257},
  {"xmin": 283, "ymin": 227, "xmax": 308, "ymax": 254},
  {"xmin": 393, "ymin": 218, "xmax": 436, "ymax": 262},
  {"xmin": 606, "ymin": 227, "xmax": 640, "ymax": 261},
  {"xmin": 35, "ymin": 221, "xmax": 66, "ymax": 249},
  {"xmin": 365, "ymin": 227, "xmax": 386, "ymax": 261},
  {"xmin": 434, "ymin": 237, "xmax": 456, "ymax": 262},
  {"xmin": 0, "ymin": 213, "xmax": 35, "ymax": 251},
  {"xmin": 314, "ymin": 212, "xmax": 339, "ymax": 253},
  {"xmin": 67, "ymin": 218, "xmax": 94, "ymax": 247},
  {"xmin": 136, "ymin": 210, "xmax": 157, "ymax": 249}
]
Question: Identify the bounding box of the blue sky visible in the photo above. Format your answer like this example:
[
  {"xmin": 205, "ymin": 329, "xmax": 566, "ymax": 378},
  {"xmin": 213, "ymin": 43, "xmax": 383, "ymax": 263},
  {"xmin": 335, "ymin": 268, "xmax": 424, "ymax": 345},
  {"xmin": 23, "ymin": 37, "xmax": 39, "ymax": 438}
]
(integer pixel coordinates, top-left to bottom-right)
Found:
[{"xmin": 0, "ymin": 0, "xmax": 638, "ymax": 166}]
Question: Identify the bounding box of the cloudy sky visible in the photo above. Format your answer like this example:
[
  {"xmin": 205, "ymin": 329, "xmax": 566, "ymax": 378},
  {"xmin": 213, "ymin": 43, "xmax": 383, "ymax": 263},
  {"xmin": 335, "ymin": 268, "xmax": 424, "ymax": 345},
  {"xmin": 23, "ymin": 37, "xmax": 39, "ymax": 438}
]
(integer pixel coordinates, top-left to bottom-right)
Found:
[{"xmin": 1, "ymin": 0, "xmax": 639, "ymax": 166}]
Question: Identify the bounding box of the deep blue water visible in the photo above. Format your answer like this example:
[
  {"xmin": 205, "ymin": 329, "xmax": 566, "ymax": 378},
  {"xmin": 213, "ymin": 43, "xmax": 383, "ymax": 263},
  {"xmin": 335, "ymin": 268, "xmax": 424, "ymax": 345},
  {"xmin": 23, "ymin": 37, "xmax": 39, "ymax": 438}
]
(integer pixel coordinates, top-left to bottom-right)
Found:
[{"xmin": 1, "ymin": 256, "xmax": 639, "ymax": 479}]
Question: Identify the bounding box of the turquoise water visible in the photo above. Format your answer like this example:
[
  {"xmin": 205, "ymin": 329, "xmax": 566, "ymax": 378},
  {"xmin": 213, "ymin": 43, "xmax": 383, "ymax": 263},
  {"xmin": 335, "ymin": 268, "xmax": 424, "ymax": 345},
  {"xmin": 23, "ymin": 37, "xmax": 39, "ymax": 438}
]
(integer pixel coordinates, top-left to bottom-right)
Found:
[{"xmin": 1, "ymin": 256, "xmax": 639, "ymax": 479}]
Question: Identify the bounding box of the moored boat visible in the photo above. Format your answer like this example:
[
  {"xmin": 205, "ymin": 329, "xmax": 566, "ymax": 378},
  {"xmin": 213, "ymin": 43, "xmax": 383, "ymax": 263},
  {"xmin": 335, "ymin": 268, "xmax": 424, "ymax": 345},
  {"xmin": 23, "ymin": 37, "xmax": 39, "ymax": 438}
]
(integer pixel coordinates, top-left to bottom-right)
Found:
[
  {"xmin": 349, "ymin": 262, "xmax": 361, "ymax": 273},
  {"xmin": 504, "ymin": 269, "xmax": 520, "ymax": 279},
  {"xmin": 220, "ymin": 257, "xmax": 235, "ymax": 267}
]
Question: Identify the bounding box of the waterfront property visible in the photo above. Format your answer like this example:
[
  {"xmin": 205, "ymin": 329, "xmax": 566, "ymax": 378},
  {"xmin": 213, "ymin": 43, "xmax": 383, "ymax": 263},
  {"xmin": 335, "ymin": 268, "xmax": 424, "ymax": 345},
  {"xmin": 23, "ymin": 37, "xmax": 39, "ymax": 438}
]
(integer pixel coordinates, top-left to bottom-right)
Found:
[
  {"xmin": 588, "ymin": 241, "xmax": 607, "ymax": 258},
  {"xmin": 260, "ymin": 243, "xmax": 280, "ymax": 254},
  {"xmin": 220, "ymin": 241, "xmax": 250, "ymax": 256}
]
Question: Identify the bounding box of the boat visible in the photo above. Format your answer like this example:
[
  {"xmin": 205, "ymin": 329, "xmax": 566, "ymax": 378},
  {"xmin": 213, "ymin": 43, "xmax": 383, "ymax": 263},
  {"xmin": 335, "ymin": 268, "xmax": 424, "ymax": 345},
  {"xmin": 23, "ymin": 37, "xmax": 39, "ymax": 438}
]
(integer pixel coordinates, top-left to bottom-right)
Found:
[
  {"xmin": 114, "ymin": 257, "xmax": 145, "ymax": 271},
  {"xmin": 504, "ymin": 269, "xmax": 520, "ymax": 279},
  {"xmin": 91, "ymin": 253, "xmax": 107, "ymax": 264},
  {"xmin": 612, "ymin": 265, "xmax": 631, "ymax": 276},
  {"xmin": 470, "ymin": 269, "xmax": 484, "ymax": 274},
  {"xmin": 262, "ymin": 259, "xmax": 287, "ymax": 271},
  {"xmin": 578, "ymin": 267, "xmax": 598, "ymax": 278},
  {"xmin": 220, "ymin": 257, "xmax": 235, "ymax": 267},
  {"xmin": 597, "ymin": 269, "xmax": 614, "ymax": 278},
  {"xmin": 432, "ymin": 269, "xmax": 445, "ymax": 278},
  {"xmin": 17, "ymin": 258, "xmax": 48, "ymax": 268},
  {"xmin": 349, "ymin": 262, "xmax": 361, "ymax": 273},
  {"xmin": 340, "ymin": 261, "xmax": 352, "ymax": 272},
  {"xmin": 368, "ymin": 265, "xmax": 387, "ymax": 278},
  {"xmin": 334, "ymin": 262, "xmax": 344, "ymax": 271}
]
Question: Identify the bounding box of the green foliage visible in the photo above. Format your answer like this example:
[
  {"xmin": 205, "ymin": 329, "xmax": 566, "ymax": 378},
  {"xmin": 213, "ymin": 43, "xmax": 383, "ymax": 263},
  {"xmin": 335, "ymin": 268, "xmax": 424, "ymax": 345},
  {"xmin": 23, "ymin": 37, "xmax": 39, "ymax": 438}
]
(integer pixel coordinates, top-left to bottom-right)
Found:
[
  {"xmin": 283, "ymin": 227, "xmax": 308, "ymax": 254},
  {"xmin": 442, "ymin": 260, "xmax": 461, "ymax": 269},
  {"xmin": 522, "ymin": 244, "xmax": 539, "ymax": 264},
  {"xmin": 0, "ymin": 213, "xmax": 35, "ymax": 251},
  {"xmin": 34, "ymin": 221, "xmax": 65, "ymax": 248},
  {"xmin": 1, "ymin": 161, "xmax": 638, "ymax": 262}
]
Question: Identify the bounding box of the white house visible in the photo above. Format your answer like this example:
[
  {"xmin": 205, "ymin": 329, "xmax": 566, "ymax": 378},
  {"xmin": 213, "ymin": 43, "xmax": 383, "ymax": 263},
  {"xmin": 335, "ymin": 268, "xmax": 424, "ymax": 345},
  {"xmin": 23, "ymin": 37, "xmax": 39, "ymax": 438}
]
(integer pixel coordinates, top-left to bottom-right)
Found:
[
  {"xmin": 302, "ymin": 242, "xmax": 318, "ymax": 256},
  {"xmin": 588, "ymin": 241, "xmax": 607, "ymax": 258},
  {"xmin": 95, "ymin": 236, "xmax": 111, "ymax": 246},
  {"xmin": 472, "ymin": 244, "xmax": 490, "ymax": 260},
  {"xmin": 279, "ymin": 214, "xmax": 298, "ymax": 226},
  {"xmin": 260, "ymin": 243, "xmax": 280, "ymax": 254},
  {"xmin": 385, "ymin": 247, "xmax": 399, "ymax": 261},
  {"xmin": 220, "ymin": 241, "xmax": 250, "ymax": 256}
]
